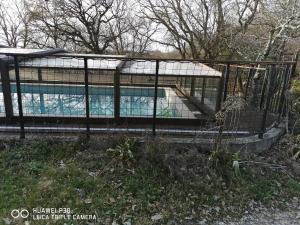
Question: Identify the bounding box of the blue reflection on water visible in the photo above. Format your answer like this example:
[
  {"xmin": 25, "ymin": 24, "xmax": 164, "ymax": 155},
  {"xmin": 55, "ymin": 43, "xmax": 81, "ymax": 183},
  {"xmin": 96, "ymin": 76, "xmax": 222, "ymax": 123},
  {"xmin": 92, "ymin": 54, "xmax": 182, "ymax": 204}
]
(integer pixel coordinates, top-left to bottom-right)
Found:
[{"xmin": 6, "ymin": 84, "xmax": 178, "ymax": 117}]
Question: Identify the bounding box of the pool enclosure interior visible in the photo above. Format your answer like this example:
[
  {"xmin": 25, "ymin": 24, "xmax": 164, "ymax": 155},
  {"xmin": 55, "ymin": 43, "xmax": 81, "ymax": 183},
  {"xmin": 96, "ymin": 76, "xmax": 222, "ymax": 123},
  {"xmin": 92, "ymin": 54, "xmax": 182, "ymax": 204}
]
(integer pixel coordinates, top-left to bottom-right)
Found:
[{"xmin": 0, "ymin": 48, "xmax": 296, "ymax": 137}]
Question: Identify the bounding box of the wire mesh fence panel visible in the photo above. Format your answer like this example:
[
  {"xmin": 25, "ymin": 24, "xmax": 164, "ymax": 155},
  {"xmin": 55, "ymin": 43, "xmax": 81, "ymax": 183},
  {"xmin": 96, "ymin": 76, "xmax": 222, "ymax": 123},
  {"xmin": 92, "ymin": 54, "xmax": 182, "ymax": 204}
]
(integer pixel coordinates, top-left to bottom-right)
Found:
[
  {"xmin": 268, "ymin": 64, "xmax": 291, "ymax": 115},
  {"xmin": 152, "ymin": 60, "xmax": 219, "ymax": 136},
  {"xmin": 88, "ymin": 58, "xmax": 116, "ymax": 119},
  {"xmin": 120, "ymin": 59, "xmax": 156, "ymax": 119},
  {"xmin": 0, "ymin": 51, "xmax": 296, "ymax": 137},
  {"xmin": 10, "ymin": 56, "xmax": 88, "ymax": 134},
  {"xmin": 213, "ymin": 62, "xmax": 291, "ymax": 136},
  {"xmin": 172, "ymin": 60, "xmax": 222, "ymax": 115},
  {"xmin": 159, "ymin": 77, "xmax": 196, "ymax": 119},
  {"xmin": 10, "ymin": 57, "xmax": 89, "ymax": 133}
]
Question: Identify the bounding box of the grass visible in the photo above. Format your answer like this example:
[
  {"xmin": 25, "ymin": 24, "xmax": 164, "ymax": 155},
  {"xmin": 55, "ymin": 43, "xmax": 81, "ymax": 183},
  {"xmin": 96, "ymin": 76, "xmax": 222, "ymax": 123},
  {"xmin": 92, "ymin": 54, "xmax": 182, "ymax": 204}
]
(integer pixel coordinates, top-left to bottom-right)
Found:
[{"xmin": 0, "ymin": 137, "xmax": 300, "ymax": 225}]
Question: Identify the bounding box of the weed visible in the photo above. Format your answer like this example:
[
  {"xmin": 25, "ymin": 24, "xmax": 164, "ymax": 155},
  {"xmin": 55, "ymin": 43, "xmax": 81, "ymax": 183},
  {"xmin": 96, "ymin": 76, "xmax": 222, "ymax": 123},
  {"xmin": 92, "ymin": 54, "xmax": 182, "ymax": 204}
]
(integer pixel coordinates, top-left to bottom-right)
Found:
[
  {"xmin": 209, "ymin": 149, "xmax": 233, "ymax": 179},
  {"xmin": 107, "ymin": 137, "xmax": 136, "ymax": 169},
  {"xmin": 232, "ymin": 152, "xmax": 241, "ymax": 178},
  {"xmin": 0, "ymin": 138, "xmax": 300, "ymax": 225},
  {"xmin": 141, "ymin": 139, "xmax": 167, "ymax": 170}
]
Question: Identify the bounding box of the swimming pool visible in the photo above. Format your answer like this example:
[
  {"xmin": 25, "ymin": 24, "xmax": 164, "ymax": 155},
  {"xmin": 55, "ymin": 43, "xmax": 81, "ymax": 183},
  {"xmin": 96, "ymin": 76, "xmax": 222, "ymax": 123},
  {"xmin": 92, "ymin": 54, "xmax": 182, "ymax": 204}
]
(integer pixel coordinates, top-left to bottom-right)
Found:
[{"xmin": 2, "ymin": 84, "xmax": 187, "ymax": 118}]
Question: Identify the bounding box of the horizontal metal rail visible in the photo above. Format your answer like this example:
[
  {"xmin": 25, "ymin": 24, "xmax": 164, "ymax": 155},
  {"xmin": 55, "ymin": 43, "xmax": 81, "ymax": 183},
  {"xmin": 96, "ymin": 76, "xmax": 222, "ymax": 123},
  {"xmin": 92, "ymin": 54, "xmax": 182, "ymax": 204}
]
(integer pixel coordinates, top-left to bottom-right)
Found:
[
  {"xmin": 0, "ymin": 125, "xmax": 251, "ymax": 136},
  {"xmin": 0, "ymin": 116, "xmax": 212, "ymax": 126},
  {"xmin": 7, "ymin": 80, "xmax": 177, "ymax": 88}
]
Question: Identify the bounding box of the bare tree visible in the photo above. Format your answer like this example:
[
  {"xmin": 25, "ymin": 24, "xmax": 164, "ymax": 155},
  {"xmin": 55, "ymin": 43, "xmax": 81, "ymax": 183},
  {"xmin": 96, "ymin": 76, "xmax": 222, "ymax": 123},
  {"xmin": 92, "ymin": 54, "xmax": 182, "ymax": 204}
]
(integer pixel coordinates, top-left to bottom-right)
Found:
[
  {"xmin": 57, "ymin": 0, "xmax": 128, "ymax": 53},
  {"xmin": 0, "ymin": 0, "xmax": 32, "ymax": 47},
  {"xmin": 29, "ymin": 0, "xmax": 129, "ymax": 53},
  {"xmin": 229, "ymin": 0, "xmax": 300, "ymax": 60},
  {"xmin": 1, "ymin": 0, "xmax": 297, "ymax": 62},
  {"xmin": 129, "ymin": 20, "xmax": 158, "ymax": 56},
  {"xmin": 256, "ymin": 0, "xmax": 300, "ymax": 61},
  {"xmin": 255, "ymin": 0, "xmax": 300, "ymax": 110},
  {"xmin": 28, "ymin": 0, "xmax": 68, "ymax": 49},
  {"xmin": 140, "ymin": 0, "xmax": 260, "ymax": 59},
  {"xmin": 111, "ymin": 8, "xmax": 158, "ymax": 56}
]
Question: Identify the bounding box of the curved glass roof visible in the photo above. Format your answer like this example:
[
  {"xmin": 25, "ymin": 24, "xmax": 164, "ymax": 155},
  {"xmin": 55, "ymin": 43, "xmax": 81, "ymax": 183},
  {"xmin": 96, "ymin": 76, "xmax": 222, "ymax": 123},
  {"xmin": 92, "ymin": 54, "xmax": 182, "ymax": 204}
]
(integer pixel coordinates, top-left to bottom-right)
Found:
[
  {"xmin": 20, "ymin": 57, "xmax": 121, "ymax": 71},
  {"xmin": 121, "ymin": 60, "xmax": 222, "ymax": 77}
]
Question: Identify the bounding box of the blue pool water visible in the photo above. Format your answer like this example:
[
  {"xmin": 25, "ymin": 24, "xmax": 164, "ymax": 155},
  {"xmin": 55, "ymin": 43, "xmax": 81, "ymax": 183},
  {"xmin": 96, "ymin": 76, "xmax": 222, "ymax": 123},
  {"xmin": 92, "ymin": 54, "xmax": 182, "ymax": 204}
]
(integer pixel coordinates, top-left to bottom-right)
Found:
[{"xmin": 3, "ymin": 84, "xmax": 180, "ymax": 117}]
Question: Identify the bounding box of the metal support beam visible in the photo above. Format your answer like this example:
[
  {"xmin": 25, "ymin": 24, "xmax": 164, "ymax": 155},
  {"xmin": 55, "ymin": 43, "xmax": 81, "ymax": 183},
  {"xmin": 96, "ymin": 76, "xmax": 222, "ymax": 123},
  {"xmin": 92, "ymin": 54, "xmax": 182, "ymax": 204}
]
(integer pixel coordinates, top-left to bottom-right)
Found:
[
  {"xmin": 291, "ymin": 52, "xmax": 298, "ymax": 78},
  {"xmin": 0, "ymin": 60, "xmax": 13, "ymax": 120},
  {"xmin": 233, "ymin": 67, "xmax": 239, "ymax": 95},
  {"xmin": 223, "ymin": 63, "xmax": 230, "ymax": 101},
  {"xmin": 259, "ymin": 70, "xmax": 269, "ymax": 110},
  {"xmin": 215, "ymin": 73, "xmax": 225, "ymax": 112},
  {"xmin": 37, "ymin": 68, "xmax": 42, "ymax": 81},
  {"xmin": 152, "ymin": 60, "xmax": 159, "ymax": 136},
  {"xmin": 14, "ymin": 56, "xmax": 25, "ymax": 139},
  {"xmin": 278, "ymin": 64, "xmax": 292, "ymax": 118},
  {"xmin": 190, "ymin": 77, "xmax": 195, "ymax": 97},
  {"xmin": 201, "ymin": 78, "xmax": 206, "ymax": 104},
  {"xmin": 84, "ymin": 58, "xmax": 90, "ymax": 138},
  {"xmin": 244, "ymin": 67, "xmax": 254, "ymax": 100},
  {"xmin": 37, "ymin": 68, "xmax": 45, "ymax": 114},
  {"xmin": 114, "ymin": 67, "xmax": 121, "ymax": 122}
]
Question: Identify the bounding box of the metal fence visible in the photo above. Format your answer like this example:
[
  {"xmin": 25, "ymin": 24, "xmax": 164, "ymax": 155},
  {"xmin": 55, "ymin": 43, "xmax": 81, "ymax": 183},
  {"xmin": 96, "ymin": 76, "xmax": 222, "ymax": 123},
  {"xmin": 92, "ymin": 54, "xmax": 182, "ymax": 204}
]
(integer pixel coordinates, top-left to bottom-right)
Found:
[{"xmin": 0, "ymin": 51, "xmax": 297, "ymax": 138}]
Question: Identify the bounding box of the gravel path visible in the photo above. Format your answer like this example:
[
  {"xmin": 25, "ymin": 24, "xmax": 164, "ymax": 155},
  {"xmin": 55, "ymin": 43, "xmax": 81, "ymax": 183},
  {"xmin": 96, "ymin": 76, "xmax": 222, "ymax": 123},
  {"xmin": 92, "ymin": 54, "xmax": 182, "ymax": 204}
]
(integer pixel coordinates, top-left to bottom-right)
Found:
[
  {"xmin": 212, "ymin": 198, "xmax": 300, "ymax": 225},
  {"xmin": 214, "ymin": 210, "xmax": 300, "ymax": 225}
]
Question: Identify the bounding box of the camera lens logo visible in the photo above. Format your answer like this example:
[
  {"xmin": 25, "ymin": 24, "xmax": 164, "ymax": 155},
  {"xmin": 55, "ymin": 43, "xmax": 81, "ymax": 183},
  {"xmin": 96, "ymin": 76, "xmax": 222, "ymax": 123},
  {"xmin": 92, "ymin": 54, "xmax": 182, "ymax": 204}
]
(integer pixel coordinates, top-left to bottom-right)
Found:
[{"xmin": 11, "ymin": 209, "xmax": 29, "ymax": 219}]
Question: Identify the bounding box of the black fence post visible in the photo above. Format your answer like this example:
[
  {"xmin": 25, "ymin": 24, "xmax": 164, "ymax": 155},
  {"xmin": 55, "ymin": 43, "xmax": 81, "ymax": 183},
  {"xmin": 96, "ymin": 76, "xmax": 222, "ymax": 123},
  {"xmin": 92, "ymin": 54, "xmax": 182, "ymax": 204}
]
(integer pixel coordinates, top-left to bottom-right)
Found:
[
  {"xmin": 84, "ymin": 58, "xmax": 90, "ymax": 138},
  {"xmin": 259, "ymin": 64, "xmax": 276, "ymax": 139},
  {"xmin": 14, "ymin": 56, "xmax": 25, "ymax": 139},
  {"xmin": 233, "ymin": 67, "xmax": 239, "ymax": 95},
  {"xmin": 114, "ymin": 67, "xmax": 121, "ymax": 123},
  {"xmin": 244, "ymin": 66, "xmax": 254, "ymax": 100},
  {"xmin": 277, "ymin": 64, "xmax": 291, "ymax": 119},
  {"xmin": 37, "ymin": 68, "xmax": 42, "ymax": 81},
  {"xmin": 223, "ymin": 63, "xmax": 230, "ymax": 101},
  {"xmin": 37, "ymin": 68, "xmax": 46, "ymax": 114},
  {"xmin": 215, "ymin": 68, "xmax": 225, "ymax": 112},
  {"xmin": 190, "ymin": 77, "xmax": 195, "ymax": 97},
  {"xmin": 259, "ymin": 70, "xmax": 269, "ymax": 110},
  {"xmin": 152, "ymin": 60, "xmax": 159, "ymax": 136},
  {"xmin": 201, "ymin": 78, "xmax": 206, "ymax": 104},
  {"xmin": 291, "ymin": 52, "xmax": 298, "ymax": 78},
  {"xmin": 0, "ymin": 60, "xmax": 13, "ymax": 120}
]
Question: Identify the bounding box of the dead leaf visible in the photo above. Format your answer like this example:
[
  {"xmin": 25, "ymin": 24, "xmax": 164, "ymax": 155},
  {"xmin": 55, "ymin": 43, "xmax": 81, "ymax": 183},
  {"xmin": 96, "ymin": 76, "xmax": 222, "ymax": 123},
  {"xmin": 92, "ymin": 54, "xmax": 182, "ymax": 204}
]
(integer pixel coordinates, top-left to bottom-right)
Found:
[
  {"xmin": 109, "ymin": 197, "xmax": 116, "ymax": 203},
  {"xmin": 84, "ymin": 198, "xmax": 92, "ymax": 204},
  {"xmin": 151, "ymin": 213, "xmax": 163, "ymax": 221}
]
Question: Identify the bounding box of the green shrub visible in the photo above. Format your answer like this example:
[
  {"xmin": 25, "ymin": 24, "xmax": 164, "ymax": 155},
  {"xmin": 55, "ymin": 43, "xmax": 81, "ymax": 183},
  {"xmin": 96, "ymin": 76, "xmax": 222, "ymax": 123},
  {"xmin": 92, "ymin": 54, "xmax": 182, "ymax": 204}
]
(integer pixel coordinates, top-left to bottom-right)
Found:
[{"xmin": 107, "ymin": 137, "xmax": 136, "ymax": 169}]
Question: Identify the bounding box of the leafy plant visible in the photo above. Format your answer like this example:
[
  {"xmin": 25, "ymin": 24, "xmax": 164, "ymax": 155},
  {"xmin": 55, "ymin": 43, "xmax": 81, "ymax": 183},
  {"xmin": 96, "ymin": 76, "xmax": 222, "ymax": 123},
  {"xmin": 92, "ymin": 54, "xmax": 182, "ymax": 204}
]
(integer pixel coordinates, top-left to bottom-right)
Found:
[
  {"xmin": 106, "ymin": 138, "xmax": 136, "ymax": 169},
  {"xmin": 232, "ymin": 160, "xmax": 240, "ymax": 176},
  {"xmin": 208, "ymin": 149, "xmax": 232, "ymax": 178},
  {"xmin": 209, "ymin": 149, "xmax": 242, "ymax": 182},
  {"xmin": 26, "ymin": 161, "xmax": 45, "ymax": 176},
  {"xmin": 232, "ymin": 152, "xmax": 241, "ymax": 177}
]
